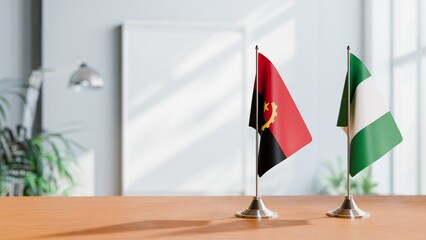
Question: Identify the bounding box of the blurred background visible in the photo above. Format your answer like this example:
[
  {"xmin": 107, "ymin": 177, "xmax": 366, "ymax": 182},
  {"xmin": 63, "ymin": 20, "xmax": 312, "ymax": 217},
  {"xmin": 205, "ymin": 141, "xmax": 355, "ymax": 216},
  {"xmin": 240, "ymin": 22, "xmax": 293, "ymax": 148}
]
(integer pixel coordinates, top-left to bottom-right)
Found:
[{"xmin": 0, "ymin": 0, "xmax": 424, "ymax": 196}]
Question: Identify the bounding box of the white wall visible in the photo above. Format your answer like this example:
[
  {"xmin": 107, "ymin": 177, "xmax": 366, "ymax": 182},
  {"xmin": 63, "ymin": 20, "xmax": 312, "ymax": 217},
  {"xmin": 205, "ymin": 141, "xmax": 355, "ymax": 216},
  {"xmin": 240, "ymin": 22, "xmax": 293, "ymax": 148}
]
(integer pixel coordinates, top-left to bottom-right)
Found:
[
  {"xmin": 42, "ymin": 0, "xmax": 363, "ymax": 195},
  {"xmin": 0, "ymin": 0, "xmax": 31, "ymax": 127}
]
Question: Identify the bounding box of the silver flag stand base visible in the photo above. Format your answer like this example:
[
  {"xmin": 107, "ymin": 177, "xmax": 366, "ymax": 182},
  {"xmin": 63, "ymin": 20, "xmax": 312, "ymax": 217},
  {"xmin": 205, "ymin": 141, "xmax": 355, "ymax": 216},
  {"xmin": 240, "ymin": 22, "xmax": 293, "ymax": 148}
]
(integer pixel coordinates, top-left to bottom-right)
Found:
[
  {"xmin": 236, "ymin": 196, "xmax": 278, "ymax": 219},
  {"xmin": 327, "ymin": 195, "xmax": 370, "ymax": 219}
]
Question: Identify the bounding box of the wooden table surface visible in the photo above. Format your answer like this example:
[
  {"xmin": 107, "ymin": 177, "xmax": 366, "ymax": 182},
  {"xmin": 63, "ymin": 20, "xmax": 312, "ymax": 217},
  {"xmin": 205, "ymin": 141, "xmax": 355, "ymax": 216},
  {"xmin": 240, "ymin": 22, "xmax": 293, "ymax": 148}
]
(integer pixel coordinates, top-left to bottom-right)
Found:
[{"xmin": 1, "ymin": 196, "xmax": 425, "ymax": 239}]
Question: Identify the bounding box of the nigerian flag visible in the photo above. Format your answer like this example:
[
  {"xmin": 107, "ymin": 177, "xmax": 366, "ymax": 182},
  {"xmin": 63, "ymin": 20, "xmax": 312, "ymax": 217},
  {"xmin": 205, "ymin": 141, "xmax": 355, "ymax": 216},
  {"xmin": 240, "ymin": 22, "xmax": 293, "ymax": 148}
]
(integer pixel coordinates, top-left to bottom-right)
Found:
[{"xmin": 337, "ymin": 53, "xmax": 403, "ymax": 177}]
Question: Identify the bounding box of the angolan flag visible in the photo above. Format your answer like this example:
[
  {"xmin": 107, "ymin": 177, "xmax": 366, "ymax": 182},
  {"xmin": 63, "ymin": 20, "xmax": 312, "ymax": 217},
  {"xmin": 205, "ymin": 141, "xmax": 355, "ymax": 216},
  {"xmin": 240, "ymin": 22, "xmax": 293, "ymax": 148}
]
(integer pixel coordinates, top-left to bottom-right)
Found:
[
  {"xmin": 337, "ymin": 53, "xmax": 403, "ymax": 177},
  {"xmin": 249, "ymin": 53, "xmax": 312, "ymax": 177}
]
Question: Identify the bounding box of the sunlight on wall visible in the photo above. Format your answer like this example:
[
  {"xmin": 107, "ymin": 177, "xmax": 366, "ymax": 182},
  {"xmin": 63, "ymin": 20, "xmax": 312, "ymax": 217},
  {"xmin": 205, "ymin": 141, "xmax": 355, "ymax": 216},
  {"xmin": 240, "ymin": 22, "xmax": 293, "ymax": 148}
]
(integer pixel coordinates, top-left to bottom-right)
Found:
[
  {"xmin": 393, "ymin": 62, "xmax": 418, "ymax": 194},
  {"xmin": 124, "ymin": 25, "xmax": 245, "ymax": 195},
  {"xmin": 258, "ymin": 19, "xmax": 295, "ymax": 69},
  {"xmin": 173, "ymin": 31, "xmax": 244, "ymax": 79},
  {"xmin": 241, "ymin": 0, "xmax": 294, "ymax": 30},
  {"xmin": 393, "ymin": 0, "xmax": 418, "ymax": 58}
]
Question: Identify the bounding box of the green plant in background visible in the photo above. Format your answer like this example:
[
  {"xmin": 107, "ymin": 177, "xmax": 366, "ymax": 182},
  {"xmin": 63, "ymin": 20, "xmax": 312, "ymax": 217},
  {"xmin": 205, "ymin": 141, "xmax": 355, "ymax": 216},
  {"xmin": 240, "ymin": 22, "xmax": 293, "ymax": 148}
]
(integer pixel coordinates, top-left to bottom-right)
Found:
[
  {"xmin": 319, "ymin": 156, "xmax": 378, "ymax": 195},
  {"xmin": 0, "ymin": 78, "xmax": 82, "ymax": 196},
  {"xmin": 0, "ymin": 126, "xmax": 83, "ymax": 196}
]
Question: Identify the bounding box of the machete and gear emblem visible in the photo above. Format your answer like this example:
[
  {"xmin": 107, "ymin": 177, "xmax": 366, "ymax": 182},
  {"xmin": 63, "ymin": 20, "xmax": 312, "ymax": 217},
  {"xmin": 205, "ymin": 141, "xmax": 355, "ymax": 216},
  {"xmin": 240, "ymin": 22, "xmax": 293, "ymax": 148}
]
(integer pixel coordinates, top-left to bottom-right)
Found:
[{"xmin": 261, "ymin": 102, "xmax": 278, "ymax": 131}]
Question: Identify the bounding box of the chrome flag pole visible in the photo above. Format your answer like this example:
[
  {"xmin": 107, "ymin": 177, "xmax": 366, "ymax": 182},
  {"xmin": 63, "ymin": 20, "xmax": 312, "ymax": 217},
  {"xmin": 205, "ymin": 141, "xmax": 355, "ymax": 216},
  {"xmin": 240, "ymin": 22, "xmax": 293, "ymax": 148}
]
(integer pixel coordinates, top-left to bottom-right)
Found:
[
  {"xmin": 327, "ymin": 46, "xmax": 369, "ymax": 219},
  {"xmin": 236, "ymin": 45, "xmax": 277, "ymax": 219}
]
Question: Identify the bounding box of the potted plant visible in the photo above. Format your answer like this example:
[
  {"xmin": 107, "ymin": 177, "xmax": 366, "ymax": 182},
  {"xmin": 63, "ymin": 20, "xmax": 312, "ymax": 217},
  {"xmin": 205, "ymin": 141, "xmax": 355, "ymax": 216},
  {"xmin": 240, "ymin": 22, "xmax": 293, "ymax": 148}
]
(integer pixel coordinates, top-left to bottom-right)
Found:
[{"xmin": 0, "ymin": 79, "xmax": 81, "ymax": 196}]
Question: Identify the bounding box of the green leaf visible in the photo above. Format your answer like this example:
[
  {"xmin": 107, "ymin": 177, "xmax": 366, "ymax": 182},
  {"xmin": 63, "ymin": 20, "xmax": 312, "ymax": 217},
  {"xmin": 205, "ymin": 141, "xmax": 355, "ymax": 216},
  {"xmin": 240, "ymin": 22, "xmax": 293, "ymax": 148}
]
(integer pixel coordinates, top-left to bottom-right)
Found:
[
  {"xmin": 24, "ymin": 173, "xmax": 38, "ymax": 195},
  {"xmin": 0, "ymin": 122, "xmax": 82, "ymax": 196}
]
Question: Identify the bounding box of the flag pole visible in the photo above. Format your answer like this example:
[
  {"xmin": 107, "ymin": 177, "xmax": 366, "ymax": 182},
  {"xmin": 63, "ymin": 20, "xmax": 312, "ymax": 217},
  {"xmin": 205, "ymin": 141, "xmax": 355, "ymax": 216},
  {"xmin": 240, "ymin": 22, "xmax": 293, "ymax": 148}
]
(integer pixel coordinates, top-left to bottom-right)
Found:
[
  {"xmin": 236, "ymin": 45, "xmax": 277, "ymax": 219},
  {"xmin": 346, "ymin": 45, "xmax": 351, "ymax": 197},
  {"xmin": 255, "ymin": 45, "xmax": 259, "ymax": 198},
  {"xmin": 326, "ymin": 46, "xmax": 369, "ymax": 219}
]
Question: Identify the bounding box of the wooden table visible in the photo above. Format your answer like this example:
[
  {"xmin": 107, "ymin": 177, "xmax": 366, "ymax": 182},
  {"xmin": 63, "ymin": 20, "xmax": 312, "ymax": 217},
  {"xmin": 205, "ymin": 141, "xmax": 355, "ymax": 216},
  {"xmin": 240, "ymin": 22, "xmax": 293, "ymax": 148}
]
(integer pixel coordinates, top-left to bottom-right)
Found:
[{"xmin": 1, "ymin": 196, "xmax": 425, "ymax": 239}]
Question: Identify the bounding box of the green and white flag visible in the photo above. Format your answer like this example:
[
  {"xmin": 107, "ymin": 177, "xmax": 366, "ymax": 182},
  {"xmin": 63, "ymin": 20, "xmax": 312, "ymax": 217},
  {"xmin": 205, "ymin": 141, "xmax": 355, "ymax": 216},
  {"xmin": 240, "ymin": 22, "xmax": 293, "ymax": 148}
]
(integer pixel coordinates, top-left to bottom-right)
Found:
[{"xmin": 337, "ymin": 53, "xmax": 403, "ymax": 177}]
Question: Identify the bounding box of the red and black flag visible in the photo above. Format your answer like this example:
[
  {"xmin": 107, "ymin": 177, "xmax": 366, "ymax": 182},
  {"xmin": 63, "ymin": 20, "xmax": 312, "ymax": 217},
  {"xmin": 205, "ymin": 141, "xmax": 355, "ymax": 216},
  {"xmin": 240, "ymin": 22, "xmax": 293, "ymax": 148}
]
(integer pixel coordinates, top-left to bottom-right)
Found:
[{"xmin": 249, "ymin": 53, "xmax": 312, "ymax": 177}]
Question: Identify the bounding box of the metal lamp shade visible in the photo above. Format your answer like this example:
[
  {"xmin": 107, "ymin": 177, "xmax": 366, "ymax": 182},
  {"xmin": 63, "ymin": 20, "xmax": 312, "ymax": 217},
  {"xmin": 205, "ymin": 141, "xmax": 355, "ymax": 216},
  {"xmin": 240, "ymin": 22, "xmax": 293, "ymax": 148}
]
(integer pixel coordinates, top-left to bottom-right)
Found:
[{"xmin": 69, "ymin": 63, "xmax": 104, "ymax": 90}]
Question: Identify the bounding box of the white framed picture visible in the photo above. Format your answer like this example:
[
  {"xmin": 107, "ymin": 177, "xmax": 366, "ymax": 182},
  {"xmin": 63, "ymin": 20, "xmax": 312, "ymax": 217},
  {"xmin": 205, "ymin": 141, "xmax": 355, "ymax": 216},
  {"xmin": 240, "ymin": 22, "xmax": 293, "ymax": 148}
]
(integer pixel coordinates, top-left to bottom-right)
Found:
[{"xmin": 121, "ymin": 21, "xmax": 249, "ymax": 195}]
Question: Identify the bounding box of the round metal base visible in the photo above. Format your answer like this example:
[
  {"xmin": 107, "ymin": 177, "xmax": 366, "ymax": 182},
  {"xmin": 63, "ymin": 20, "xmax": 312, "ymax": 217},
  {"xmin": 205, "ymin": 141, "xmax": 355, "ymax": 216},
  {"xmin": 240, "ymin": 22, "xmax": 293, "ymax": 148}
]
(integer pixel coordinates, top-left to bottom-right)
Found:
[
  {"xmin": 327, "ymin": 195, "xmax": 370, "ymax": 219},
  {"xmin": 236, "ymin": 196, "xmax": 278, "ymax": 219}
]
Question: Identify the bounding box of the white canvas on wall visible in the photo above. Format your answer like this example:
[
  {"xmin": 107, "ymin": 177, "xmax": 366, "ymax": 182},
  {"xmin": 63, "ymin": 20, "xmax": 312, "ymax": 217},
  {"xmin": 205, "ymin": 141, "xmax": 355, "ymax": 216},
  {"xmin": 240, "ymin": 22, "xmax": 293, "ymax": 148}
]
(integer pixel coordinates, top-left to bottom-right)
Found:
[{"xmin": 121, "ymin": 21, "xmax": 248, "ymax": 195}]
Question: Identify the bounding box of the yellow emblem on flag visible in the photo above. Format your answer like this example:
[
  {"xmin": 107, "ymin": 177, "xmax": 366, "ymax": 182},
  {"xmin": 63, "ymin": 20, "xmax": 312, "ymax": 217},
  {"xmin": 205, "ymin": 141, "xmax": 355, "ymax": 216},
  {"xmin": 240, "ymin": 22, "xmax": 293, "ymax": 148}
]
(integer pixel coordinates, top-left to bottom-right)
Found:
[{"xmin": 261, "ymin": 102, "xmax": 278, "ymax": 131}]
